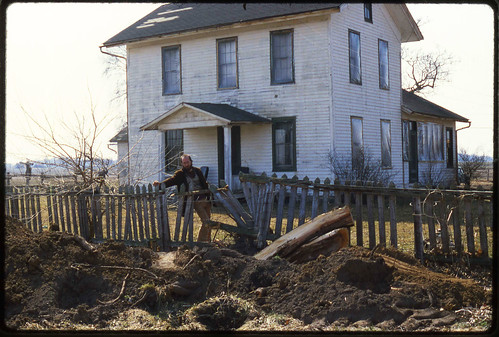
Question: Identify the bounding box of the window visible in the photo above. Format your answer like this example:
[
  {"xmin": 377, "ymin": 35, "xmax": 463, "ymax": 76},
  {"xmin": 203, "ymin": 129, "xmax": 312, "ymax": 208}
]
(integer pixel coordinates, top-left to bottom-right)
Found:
[
  {"xmin": 351, "ymin": 117, "xmax": 363, "ymax": 168},
  {"xmin": 417, "ymin": 122, "xmax": 444, "ymax": 161},
  {"xmin": 381, "ymin": 120, "xmax": 391, "ymax": 168},
  {"xmin": 349, "ymin": 31, "xmax": 362, "ymax": 84},
  {"xmin": 162, "ymin": 45, "xmax": 181, "ymax": 95},
  {"xmin": 271, "ymin": 30, "xmax": 294, "ymax": 84},
  {"xmin": 402, "ymin": 120, "xmax": 410, "ymax": 161},
  {"xmin": 364, "ymin": 3, "xmax": 372, "ymax": 23},
  {"xmin": 378, "ymin": 39, "xmax": 389, "ymax": 89},
  {"xmin": 272, "ymin": 118, "xmax": 296, "ymax": 171},
  {"xmin": 165, "ymin": 130, "xmax": 183, "ymax": 172},
  {"xmin": 217, "ymin": 37, "xmax": 238, "ymax": 89},
  {"xmin": 446, "ymin": 127, "xmax": 454, "ymax": 168}
]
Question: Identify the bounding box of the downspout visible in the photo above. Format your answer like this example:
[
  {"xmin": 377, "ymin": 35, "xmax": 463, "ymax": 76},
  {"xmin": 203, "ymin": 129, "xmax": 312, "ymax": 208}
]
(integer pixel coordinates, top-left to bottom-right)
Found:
[
  {"xmin": 454, "ymin": 121, "xmax": 471, "ymax": 183},
  {"xmin": 99, "ymin": 45, "xmax": 130, "ymax": 185}
]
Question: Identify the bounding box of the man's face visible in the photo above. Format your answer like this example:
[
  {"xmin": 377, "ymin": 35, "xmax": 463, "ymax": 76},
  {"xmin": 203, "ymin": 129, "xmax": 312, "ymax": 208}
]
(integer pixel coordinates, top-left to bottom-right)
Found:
[{"xmin": 182, "ymin": 156, "xmax": 192, "ymax": 170}]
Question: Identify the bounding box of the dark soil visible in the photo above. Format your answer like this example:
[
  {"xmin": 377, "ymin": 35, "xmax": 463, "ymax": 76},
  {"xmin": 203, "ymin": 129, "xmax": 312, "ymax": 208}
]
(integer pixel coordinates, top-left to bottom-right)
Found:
[{"xmin": 3, "ymin": 216, "xmax": 493, "ymax": 331}]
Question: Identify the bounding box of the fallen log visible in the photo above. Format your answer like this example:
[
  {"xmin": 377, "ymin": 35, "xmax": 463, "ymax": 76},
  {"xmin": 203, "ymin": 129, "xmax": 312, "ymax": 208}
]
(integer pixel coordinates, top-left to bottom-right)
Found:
[
  {"xmin": 254, "ymin": 206, "xmax": 353, "ymax": 260},
  {"xmin": 285, "ymin": 227, "xmax": 349, "ymax": 263}
]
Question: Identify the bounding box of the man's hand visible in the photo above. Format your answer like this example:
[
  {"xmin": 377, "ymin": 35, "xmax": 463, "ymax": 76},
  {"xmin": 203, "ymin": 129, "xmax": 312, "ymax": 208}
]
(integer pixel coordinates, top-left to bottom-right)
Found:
[{"xmin": 153, "ymin": 180, "xmax": 160, "ymax": 186}]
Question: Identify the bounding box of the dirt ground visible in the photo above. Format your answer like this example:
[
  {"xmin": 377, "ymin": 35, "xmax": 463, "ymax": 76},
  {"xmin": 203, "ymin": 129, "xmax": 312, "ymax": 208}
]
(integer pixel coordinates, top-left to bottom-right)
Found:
[{"xmin": 3, "ymin": 216, "xmax": 494, "ymax": 332}]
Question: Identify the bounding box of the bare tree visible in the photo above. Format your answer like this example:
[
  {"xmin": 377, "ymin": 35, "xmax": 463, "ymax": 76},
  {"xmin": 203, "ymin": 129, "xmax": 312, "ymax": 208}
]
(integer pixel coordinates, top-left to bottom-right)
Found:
[
  {"xmin": 101, "ymin": 45, "xmax": 127, "ymax": 104},
  {"xmin": 402, "ymin": 47, "xmax": 454, "ymax": 94},
  {"xmin": 458, "ymin": 149, "xmax": 487, "ymax": 186},
  {"xmin": 329, "ymin": 147, "xmax": 396, "ymax": 186},
  {"xmin": 22, "ymin": 100, "xmax": 118, "ymax": 191}
]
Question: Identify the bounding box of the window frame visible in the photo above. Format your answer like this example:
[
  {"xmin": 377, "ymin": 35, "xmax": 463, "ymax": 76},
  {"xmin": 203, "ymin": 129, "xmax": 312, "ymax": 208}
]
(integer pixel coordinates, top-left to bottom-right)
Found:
[
  {"xmin": 216, "ymin": 37, "xmax": 239, "ymax": 90},
  {"xmin": 270, "ymin": 29, "xmax": 295, "ymax": 85},
  {"xmin": 380, "ymin": 119, "xmax": 392, "ymax": 168},
  {"xmin": 378, "ymin": 39, "xmax": 389, "ymax": 90},
  {"xmin": 161, "ymin": 45, "xmax": 182, "ymax": 95},
  {"xmin": 350, "ymin": 116, "xmax": 364, "ymax": 169},
  {"xmin": 272, "ymin": 117, "xmax": 297, "ymax": 172},
  {"xmin": 364, "ymin": 3, "xmax": 373, "ymax": 23},
  {"xmin": 446, "ymin": 127, "xmax": 454, "ymax": 168},
  {"xmin": 164, "ymin": 129, "xmax": 184, "ymax": 173},
  {"xmin": 348, "ymin": 30, "xmax": 362, "ymax": 85}
]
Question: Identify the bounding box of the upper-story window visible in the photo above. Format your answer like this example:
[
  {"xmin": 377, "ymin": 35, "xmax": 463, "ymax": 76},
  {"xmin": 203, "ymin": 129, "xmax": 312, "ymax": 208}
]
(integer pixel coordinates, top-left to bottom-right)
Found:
[
  {"xmin": 217, "ymin": 37, "xmax": 238, "ymax": 89},
  {"xmin": 162, "ymin": 45, "xmax": 181, "ymax": 95},
  {"xmin": 378, "ymin": 39, "xmax": 389, "ymax": 89},
  {"xmin": 364, "ymin": 3, "xmax": 373, "ymax": 23},
  {"xmin": 348, "ymin": 30, "xmax": 362, "ymax": 85},
  {"xmin": 270, "ymin": 29, "xmax": 294, "ymax": 85}
]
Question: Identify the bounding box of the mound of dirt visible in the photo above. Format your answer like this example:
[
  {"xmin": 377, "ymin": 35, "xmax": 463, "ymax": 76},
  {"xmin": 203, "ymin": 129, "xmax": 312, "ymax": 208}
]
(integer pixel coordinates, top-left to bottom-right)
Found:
[{"xmin": 3, "ymin": 216, "xmax": 493, "ymax": 331}]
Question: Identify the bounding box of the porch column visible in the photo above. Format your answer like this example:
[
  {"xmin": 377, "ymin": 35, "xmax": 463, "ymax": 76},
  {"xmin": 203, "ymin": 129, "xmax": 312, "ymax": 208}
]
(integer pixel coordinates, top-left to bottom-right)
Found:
[{"xmin": 223, "ymin": 125, "xmax": 232, "ymax": 188}]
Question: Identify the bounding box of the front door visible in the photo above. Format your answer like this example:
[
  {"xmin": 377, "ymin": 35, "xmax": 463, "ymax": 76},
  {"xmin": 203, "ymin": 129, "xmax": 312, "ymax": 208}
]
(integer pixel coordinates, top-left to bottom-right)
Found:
[
  {"xmin": 408, "ymin": 121, "xmax": 418, "ymax": 183},
  {"xmin": 217, "ymin": 126, "xmax": 241, "ymax": 185}
]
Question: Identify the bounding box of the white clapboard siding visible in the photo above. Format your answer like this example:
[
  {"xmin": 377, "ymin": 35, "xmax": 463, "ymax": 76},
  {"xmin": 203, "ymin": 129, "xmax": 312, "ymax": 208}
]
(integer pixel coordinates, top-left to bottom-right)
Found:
[{"xmin": 125, "ymin": 4, "xmax": 419, "ymax": 186}]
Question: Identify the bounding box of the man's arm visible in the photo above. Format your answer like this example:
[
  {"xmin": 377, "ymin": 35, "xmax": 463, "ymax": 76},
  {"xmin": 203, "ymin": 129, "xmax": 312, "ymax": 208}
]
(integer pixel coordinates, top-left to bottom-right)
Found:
[{"xmin": 153, "ymin": 170, "xmax": 182, "ymax": 187}]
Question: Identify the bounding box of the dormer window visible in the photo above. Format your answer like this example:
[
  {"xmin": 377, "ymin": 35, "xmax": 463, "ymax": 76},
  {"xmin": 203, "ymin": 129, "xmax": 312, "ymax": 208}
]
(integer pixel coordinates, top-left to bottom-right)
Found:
[{"xmin": 364, "ymin": 3, "xmax": 372, "ymax": 23}]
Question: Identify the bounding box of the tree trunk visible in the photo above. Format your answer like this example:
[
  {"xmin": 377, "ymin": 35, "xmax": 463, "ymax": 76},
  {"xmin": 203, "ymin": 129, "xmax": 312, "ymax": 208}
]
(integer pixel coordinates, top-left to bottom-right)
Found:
[{"xmin": 254, "ymin": 206, "xmax": 353, "ymax": 260}]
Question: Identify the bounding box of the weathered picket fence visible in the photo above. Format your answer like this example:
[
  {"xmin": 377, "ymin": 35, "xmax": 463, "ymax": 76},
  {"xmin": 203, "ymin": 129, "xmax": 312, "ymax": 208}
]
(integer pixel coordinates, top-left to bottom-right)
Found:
[
  {"xmin": 4, "ymin": 173, "xmax": 494, "ymax": 263},
  {"xmin": 4, "ymin": 184, "xmax": 213, "ymax": 251},
  {"xmin": 238, "ymin": 173, "xmax": 493, "ymax": 263}
]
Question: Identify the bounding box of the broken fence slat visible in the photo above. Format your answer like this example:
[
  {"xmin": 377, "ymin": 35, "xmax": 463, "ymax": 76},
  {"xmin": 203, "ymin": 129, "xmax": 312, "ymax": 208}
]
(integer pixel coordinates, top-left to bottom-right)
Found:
[
  {"xmin": 274, "ymin": 184, "xmax": 286, "ymax": 237},
  {"xmin": 377, "ymin": 194, "xmax": 386, "ymax": 247},
  {"xmin": 286, "ymin": 185, "xmax": 298, "ymax": 233},
  {"xmin": 298, "ymin": 185, "xmax": 308, "ymax": 227},
  {"xmin": 367, "ymin": 193, "xmax": 375, "ymax": 249}
]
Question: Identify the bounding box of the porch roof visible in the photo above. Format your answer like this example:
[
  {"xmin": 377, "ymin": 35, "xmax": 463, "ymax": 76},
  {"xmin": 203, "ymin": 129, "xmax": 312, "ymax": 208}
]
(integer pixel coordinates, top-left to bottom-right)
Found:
[
  {"xmin": 140, "ymin": 102, "xmax": 271, "ymax": 131},
  {"xmin": 402, "ymin": 90, "xmax": 469, "ymax": 123}
]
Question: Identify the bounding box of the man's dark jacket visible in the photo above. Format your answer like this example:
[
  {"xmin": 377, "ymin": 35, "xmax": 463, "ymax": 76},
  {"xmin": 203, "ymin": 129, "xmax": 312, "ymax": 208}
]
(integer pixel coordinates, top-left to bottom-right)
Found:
[
  {"xmin": 161, "ymin": 166, "xmax": 209, "ymax": 195},
  {"xmin": 160, "ymin": 167, "xmax": 210, "ymax": 216}
]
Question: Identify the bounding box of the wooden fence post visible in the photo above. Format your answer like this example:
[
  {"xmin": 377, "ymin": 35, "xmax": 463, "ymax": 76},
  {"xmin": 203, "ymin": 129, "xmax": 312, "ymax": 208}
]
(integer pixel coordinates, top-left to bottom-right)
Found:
[
  {"xmin": 298, "ymin": 177, "xmax": 309, "ymax": 227},
  {"xmin": 388, "ymin": 182, "xmax": 397, "ymax": 248},
  {"xmin": 377, "ymin": 188, "xmax": 386, "ymax": 247},
  {"xmin": 311, "ymin": 178, "xmax": 320, "ymax": 219},
  {"xmin": 148, "ymin": 184, "xmax": 157, "ymax": 239},
  {"xmin": 464, "ymin": 196, "xmax": 475, "ymax": 255},
  {"xmin": 117, "ymin": 186, "xmax": 124, "ymax": 240},
  {"xmin": 274, "ymin": 183, "xmax": 286, "ymax": 237},
  {"xmin": 425, "ymin": 196, "xmax": 436, "ymax": 250},
  {"xmin": 366, "ymin": 183, "xmax": 375, "ymax": 249},
  {"xmin": 285, "ymin": 176, "xmax": 298, "ymax": 233},
  {"xmin": 355, "ymin": 181, "xmax": 363, "ymax": 247},
  {"xmin": 412, "ymin": 193, "xmax": 424, "ymax": 262},
  {"xmin": 135, "ymin": 185, "xmax": 144, "ymax": 241},
  {"xmin": 476, "ymin": 187, "xmax": 488, "ymax": 257},
  {"xmin": 161, "ymin": 192, "xmax": 171, "ymax": 248}
]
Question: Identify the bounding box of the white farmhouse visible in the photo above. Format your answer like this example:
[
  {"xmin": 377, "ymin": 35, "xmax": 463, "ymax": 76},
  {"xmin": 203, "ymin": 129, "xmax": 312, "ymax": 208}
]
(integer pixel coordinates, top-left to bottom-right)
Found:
[{"xmin": 104, "ymin": 3, "xmax": 468, "ymax": 188}]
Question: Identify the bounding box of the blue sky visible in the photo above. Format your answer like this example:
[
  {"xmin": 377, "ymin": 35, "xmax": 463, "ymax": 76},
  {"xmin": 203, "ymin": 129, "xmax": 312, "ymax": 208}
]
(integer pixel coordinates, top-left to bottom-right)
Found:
[{"xmin": 5, "ymin": 3, "xmax": 495, "ymax": 164}]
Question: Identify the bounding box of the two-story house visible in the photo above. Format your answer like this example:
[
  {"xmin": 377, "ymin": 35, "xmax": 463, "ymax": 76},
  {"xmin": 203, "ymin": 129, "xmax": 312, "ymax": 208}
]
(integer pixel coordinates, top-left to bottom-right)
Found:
[{"xmin": 104, "ymin": 3, "xmax": 468, "ymax": 188}]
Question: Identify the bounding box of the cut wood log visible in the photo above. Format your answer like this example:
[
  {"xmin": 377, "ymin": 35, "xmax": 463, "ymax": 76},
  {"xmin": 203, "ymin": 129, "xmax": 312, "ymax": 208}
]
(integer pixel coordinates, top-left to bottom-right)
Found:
[
  {"xmin": 285, "ymin": 227, "xmax": 349, "ymax": 263},
  {"xmin": 254, "ymin": 206, "xmax": 353, "ymax": 260}
]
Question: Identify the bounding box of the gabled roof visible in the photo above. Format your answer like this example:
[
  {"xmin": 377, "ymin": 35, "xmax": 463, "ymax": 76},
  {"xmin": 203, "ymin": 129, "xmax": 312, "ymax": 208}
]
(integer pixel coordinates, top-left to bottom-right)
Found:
[
  {"xmin": 141, "ymin": 102, "xmax": 271, "ymax": 131},
  {"xmin": 402, "ymin": 90, "xmax": 469, "ymax": 122},
  {"xmin": 104, "ymin": 3, "xmax": 420, "ymax": 47},
  {"xmin": 110, "ymin": 127, "xmax": 128, "ymax": 142}
]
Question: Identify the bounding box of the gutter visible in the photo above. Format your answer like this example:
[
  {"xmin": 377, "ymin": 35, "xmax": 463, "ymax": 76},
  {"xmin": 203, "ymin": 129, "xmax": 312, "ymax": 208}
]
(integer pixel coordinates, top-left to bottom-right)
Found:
[
  {"xmin": 456, "ymin": 121, "xmax": 471, "ymax": 132},
  {"xmin": 99, "ymin": 46, "xmax": 130, "ymax": 185}
]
